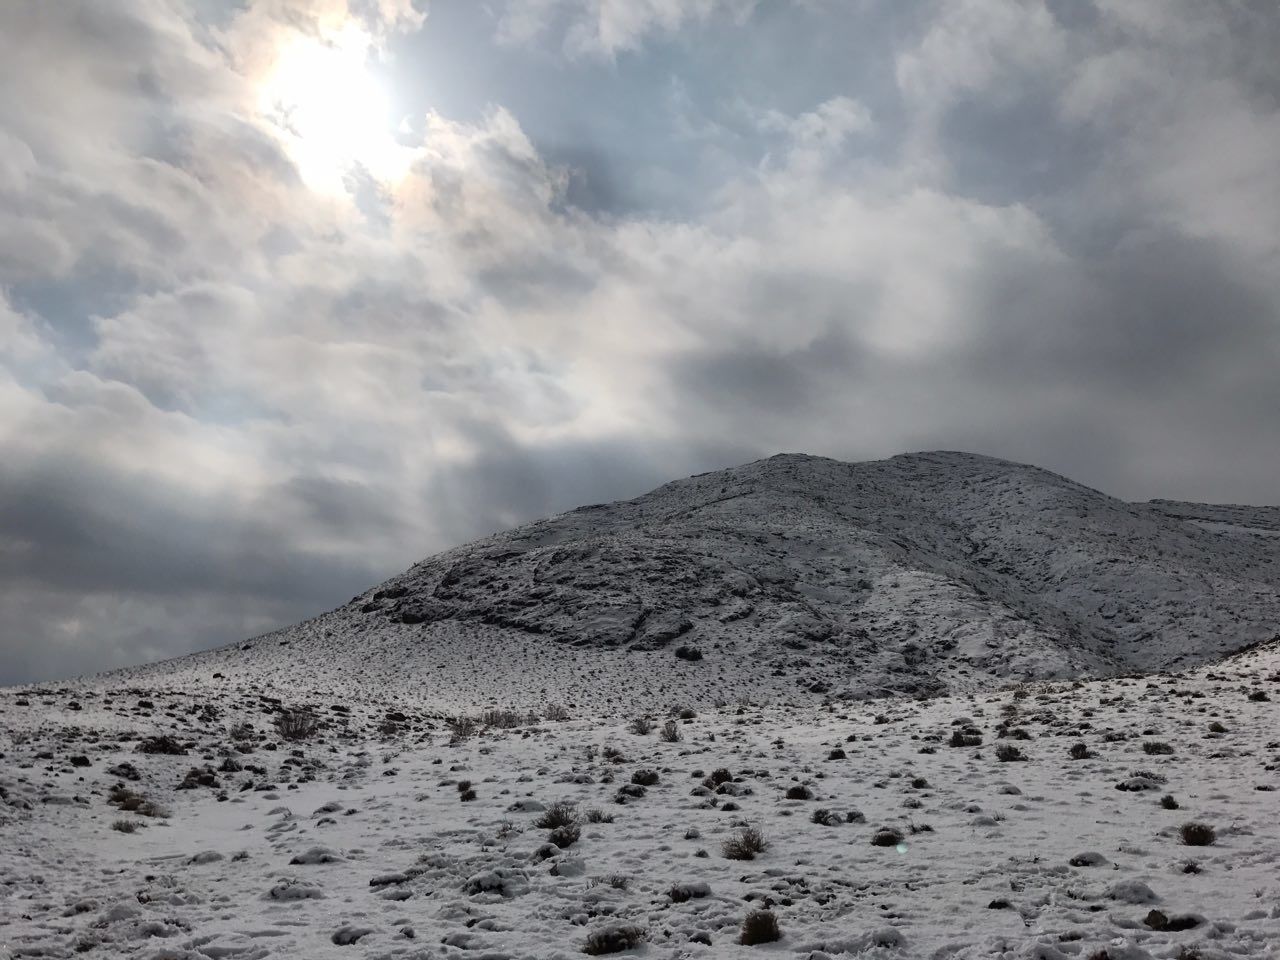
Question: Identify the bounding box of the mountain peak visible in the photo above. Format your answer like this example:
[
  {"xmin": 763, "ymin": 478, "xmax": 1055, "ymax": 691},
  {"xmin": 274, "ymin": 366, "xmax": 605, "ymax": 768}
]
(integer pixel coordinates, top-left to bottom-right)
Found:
[{"xmin": 120, "ymin": 451, "xmax": 1280, "ymax": 711}]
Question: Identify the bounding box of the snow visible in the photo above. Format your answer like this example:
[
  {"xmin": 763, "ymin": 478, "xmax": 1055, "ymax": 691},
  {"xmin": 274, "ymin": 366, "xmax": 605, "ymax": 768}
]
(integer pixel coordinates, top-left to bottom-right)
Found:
[
  {"xmin": 2, "ymin": 451, "xmax": 1279, "ymax": 958},
  {"xmin": 1, "ymin": 640, "xmax": 1278, "ymax": 958}
]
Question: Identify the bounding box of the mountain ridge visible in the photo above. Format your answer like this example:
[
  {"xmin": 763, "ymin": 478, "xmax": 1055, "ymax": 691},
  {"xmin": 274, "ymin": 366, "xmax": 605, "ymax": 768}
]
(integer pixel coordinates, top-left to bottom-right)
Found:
[{"xmin": 79, "ymin": 449, "xmax": 1279, "ymax": 710}]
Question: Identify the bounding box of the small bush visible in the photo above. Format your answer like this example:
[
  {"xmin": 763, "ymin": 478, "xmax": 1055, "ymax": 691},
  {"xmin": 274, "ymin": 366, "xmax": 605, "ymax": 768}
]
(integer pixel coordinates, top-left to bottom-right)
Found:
[
  {"xmin": 827, "ymin": 748, "xmax": 846, "ymax": 760},
  {"xmin": 536, "ymin": 800, "xmax": 579, "ymax": 829},
  {"xmin": 1207, "ymin": 720, "xmax": 1227, "ymax": 734},
  {"xmin": 722, "ymin": 824, "xmax": 768, "ymax": 860},
  {"xmin": 459, "ymin": 788, "xmax": 477, "ymax": 802},
  {"xmin": 1247, "ymin": 690, "xmax": 1269, "ymax": 702},
  {"xmin": 785, "ymin": 784, "xmax": 813, "ymax": 801},
  {"xmin": 583, "ymin": 923, "xmax": 646, "ymax": 955},
  {"xmin": 871, "ymin": 827, "xmax": 905, "ymax": 847},
  {"xmin": 1069, "ymin": 742, "xmax": 1093, "ymax": 760},
  {"xmin": 481, "ymin": 707, "xmax": 524, "ymax": 729},
  {"xmin": 107, "ymin": 784, "xmax": 168, "ymax": 818},
  {"xmin": 739, "ymin": 909, "xmax": 781, "ymax": 945},
  {"xmin": 629, "ymin": 717, "xmax": 653, "ymax": 735},
  {"xmin": 549, "ymin": 823, "xmax": 581, "ymax": 848},
  {"xmin": 1143, "ymin": 741, "xmax": 1174, "ymax": 755},
  {"xmin": 111, "ymin": 819, "xmax": 141, "ymax": 833},
  {"xmin": 674, "ymin": 645, "xmax": 703, "ymax": 662},
  {"xmin": 668, "ymin": 881, "xmax": 710, "ymax": 903},
  {"xmin": 1160, "ymin": 794, "xmax": 1179, "ymax": 810},
  {"xmin": 1179, "ymin": 822, "xmax": 1216, "ymax": 846},
  {"xmin": 136, "ymin": 735, "xmax": 187, "ymax": 755},
  {"xmin": 585, "ymin": 807, "xmax": 614, "ymax": 824},
  {"xmin": 631, "ymin": 769, "xmax": 659, "ymax": 786},
  {"xmin": 544, "ymin": 704, "xmax": 571, "ymax": 722},
  {"xmin": 995, "ymin": 744, "xmax": 1026, "ymax": 762},
  {"xmin": 659, "ymin": 720, "xmax": 683, "ymax": 743},
  {"xmin": 275, "ymin": 709, "xmax": 319, "ymax": 742},
  {"xmin": 949, "ymin": 728, "xmax": 982, "ymax": 748},
  {"xmin": 449, "ymin": 716, "xmax": 478, "ymax": 742},
  {"xmin": 811, "ymin": 808, "xmax": 839, "ymax": 826}
]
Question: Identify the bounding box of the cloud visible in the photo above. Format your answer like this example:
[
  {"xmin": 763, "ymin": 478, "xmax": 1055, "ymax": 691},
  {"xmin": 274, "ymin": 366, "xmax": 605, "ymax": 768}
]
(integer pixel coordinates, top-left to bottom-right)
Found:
[
  {"xmin": 495, "ymin": 0, "xmax": 758, "ymax": 58},
  {"xmin": 1, "ymin": 0, "xmax": 1278, "ymax": 683}
]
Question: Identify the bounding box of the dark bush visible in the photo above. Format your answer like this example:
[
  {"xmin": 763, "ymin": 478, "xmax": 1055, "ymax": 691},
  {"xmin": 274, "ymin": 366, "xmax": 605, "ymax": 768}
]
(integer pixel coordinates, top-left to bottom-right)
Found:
[
  {"xmin": 583, "ymin": 923, "xmax": 646, "ymax": 955},
  {"xmin": 107, "ymin": 784, "xmax": 168, "ymax": 818},
  {"xmin": 668, "ymin": 881, "xmax": 710, "ymax": 903},
  {"xmin": 995, "ymin": 744, "xmax": 1026, "ymax": 762},
  {"xmin": 811, "ymin": 809, "xmax": 839, "ymax": 826},
  {"xmin": 275, "ymin": 710, "xmax": 319, "ymax": 742},
  {"xmin": 871, "ymin": 827, "xmax": 904, "ymax": 847},
  {"xmin": 739, "ymin": 909, "xmax": 781, "ymax": 945},
  {"xmin": 536, "ymin": 801, "xmax": 579, "ymax": 829},
  {"xmin": 1160, "ymin": 794, "xmax": 1179, "ymax": 810},
  {"xmin": 481, "ymin": 707, "xmax": 524, "ymax": 729},
  {"xmin": 631, "ymin": 769, "xmax": 659, "ymax": 786},
  {"xmin": 785, "ymin": 784, "xmax": 813, "ymax": 801},
  {"xmin": 136, "ymin": 735, "xmax": 187, "ymax": 755},
  {"xmin": 674, "ymin": 645, "xmax": 703, "ymax": 662},
  {"xmin": 1069, "ymin": 742, "xmax": 1093, "ymax": 760},
  {"xmin": 1143, "ymin": 741, "xmax": 1174, "ymax": 755},
  {"xmin": 949, "ymin": 728, "xmax": 982, "ymax": 748},
  {"xmin": 659, "ymin": 720, "xmax": 683, "ymax": 743},
  {"xmin": 549, "ymin": 824, "xmax": 580, "ymax": 848},
  {"xmin": 1179, "ymin": 822, "xmax": 1216, "ymax": 846}
]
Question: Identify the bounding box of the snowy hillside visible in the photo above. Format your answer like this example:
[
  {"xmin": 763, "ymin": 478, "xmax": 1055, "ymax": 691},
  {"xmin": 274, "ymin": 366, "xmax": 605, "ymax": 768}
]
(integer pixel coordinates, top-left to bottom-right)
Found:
[{"xmin": 103, "ymin": 451, "xmax": 1280, "ymax": 711}]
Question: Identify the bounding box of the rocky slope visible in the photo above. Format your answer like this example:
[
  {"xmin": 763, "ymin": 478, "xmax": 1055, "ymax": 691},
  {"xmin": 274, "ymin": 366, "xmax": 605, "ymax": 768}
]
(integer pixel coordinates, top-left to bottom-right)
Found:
[{"xmin": 96, "ymin": 451, "xmax": 1279, "ymax": 710}]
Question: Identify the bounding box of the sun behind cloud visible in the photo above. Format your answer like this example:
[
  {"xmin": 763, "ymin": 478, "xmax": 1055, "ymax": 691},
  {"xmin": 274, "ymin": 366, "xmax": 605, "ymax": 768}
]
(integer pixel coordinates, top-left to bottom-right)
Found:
[{"xmin": 256, "ymin": 22, "xmax": 415, "ymax": 193}]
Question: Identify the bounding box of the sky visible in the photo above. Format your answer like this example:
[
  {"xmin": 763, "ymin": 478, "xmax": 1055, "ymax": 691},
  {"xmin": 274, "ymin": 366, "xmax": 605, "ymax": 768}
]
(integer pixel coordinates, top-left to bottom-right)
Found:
[{"xmin": 1, "ymin": 0, "xmax": 1278, "ymax": 684}]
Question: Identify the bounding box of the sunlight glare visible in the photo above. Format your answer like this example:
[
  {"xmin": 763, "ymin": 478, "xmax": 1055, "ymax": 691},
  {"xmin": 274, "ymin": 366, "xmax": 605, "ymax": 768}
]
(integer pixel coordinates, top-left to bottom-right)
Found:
[{"xmin": 258, "ymin": 24, "xmax": 414, "ymax": 193}]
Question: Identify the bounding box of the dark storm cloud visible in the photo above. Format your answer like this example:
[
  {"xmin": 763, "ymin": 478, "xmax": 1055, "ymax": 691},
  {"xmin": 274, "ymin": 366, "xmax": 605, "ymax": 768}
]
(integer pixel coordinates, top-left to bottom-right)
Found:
[
  {"xmin": 1, "ymin": 0, "xmax": 1278, "ymax": 684},
  {"xmin": 0, "ymin": 454, "xmax": 387, "ymax": 600},
  {"xmin": 420, "ymin": 429, "xmax": 760, "ymax": 547}
]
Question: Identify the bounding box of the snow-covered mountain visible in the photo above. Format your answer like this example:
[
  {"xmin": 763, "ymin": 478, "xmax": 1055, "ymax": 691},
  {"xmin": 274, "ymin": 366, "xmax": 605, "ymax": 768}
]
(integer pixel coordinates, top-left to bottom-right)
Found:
[{"xmin": 113, "ymin": 451, "xmax": 1280, "ymax": 709}]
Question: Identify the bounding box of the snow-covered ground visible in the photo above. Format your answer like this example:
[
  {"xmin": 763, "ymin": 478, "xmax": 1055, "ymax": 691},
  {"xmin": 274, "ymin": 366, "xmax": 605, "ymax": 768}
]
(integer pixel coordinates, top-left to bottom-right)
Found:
[{"xmin": 2, "ymin": 640, "xmax": 1277, "ymax": 959}]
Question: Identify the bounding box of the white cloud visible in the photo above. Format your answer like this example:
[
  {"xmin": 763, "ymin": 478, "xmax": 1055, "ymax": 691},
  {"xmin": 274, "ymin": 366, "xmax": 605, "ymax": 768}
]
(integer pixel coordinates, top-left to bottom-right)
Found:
[
  {"xmin": 2, "ymin": 0, "xmax": 1279, "ymax": 682},
  {"xmin": 496, "ymin": 0, "xmax": 758, "ymax": 57}
]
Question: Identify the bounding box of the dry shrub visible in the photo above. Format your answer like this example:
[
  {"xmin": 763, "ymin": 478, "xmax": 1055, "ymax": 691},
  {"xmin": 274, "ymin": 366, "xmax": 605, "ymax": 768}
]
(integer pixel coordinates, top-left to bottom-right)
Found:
[
  {"xmin": 739, "ymin": 909, "xmax": 781, "ymax": 945},
  {"xmin": 722, "ymin": 824, "xmax": 768, "ymax": 860}
]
